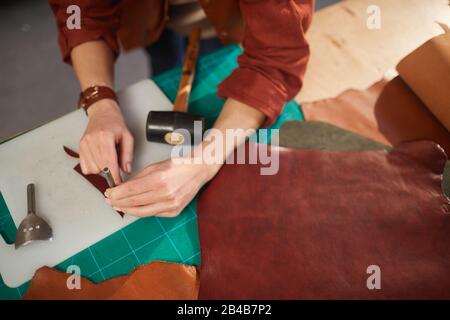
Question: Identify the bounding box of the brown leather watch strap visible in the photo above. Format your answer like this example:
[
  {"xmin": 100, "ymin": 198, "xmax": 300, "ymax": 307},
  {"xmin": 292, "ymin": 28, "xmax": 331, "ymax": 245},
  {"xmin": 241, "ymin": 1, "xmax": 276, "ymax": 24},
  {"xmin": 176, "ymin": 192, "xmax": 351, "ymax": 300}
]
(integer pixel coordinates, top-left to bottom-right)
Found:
[{"xmin": 78, "ymin": 85, "xmax": 118, "ymax": 114}]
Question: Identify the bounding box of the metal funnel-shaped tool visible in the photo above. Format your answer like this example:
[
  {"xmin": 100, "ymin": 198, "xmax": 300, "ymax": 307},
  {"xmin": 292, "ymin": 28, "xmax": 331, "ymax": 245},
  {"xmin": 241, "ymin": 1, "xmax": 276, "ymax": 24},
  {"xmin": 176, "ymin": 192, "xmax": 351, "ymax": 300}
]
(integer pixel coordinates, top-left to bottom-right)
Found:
[{"xmin": 15, "ymin": 184, "xmax": 53, "ymax": 249}]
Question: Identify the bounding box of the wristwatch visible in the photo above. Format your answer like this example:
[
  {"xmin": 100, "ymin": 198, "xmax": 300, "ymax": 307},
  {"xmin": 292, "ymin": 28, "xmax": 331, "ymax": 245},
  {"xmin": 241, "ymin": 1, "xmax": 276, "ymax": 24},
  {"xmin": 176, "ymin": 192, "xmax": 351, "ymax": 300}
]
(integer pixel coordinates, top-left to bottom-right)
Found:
[{"xmin": 78, "ymin": 85, "xmax": 118, "ymax": 114}]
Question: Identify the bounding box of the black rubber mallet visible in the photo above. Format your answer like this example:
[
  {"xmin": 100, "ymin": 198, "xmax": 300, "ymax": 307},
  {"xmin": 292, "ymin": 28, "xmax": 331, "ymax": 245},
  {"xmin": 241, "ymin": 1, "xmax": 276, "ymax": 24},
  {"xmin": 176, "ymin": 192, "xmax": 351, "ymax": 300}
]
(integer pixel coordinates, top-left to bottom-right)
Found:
[{"xmin": 146, "ymin": 28, "xmax": 205, "ymax": 145}]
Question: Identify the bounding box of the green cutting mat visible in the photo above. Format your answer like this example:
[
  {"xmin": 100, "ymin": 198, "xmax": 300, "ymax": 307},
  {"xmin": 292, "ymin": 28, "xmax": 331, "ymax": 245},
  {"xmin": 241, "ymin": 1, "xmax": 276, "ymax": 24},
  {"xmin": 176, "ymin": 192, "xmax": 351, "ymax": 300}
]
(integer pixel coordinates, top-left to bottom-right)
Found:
[{"xmin": 0, "ymin": 44, "xmax": 303, "ymax": 300}]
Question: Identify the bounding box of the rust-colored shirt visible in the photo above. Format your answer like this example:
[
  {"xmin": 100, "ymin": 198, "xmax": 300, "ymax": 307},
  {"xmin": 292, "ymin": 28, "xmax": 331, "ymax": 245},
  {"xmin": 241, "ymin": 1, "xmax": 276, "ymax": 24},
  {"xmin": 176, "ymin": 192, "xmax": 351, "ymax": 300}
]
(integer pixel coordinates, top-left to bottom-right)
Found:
[{"xmin": 48, "ymin": 0, "xmax": 314, "ymax": 123}]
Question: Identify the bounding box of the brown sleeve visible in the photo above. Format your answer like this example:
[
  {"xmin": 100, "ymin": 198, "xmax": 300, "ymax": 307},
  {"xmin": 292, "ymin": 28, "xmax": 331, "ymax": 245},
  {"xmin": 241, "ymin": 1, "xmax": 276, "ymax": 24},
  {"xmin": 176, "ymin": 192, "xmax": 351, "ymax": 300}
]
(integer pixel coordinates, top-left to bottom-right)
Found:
[
  {"xmin": 48, "ymin": 0, "xmax": 121, "ymax": 64},
  {"xmin": 217, "ymin": 0, "xmax": 314, "ymax": 125}
]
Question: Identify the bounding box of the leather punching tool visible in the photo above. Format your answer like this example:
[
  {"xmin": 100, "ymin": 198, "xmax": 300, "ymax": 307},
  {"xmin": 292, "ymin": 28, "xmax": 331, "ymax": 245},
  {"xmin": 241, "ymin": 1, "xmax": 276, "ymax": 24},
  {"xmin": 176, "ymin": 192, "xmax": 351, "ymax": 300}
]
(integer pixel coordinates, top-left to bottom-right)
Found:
[{"xmin": 146, "ymin": 28, "xmax": 205, "ymax": 145}]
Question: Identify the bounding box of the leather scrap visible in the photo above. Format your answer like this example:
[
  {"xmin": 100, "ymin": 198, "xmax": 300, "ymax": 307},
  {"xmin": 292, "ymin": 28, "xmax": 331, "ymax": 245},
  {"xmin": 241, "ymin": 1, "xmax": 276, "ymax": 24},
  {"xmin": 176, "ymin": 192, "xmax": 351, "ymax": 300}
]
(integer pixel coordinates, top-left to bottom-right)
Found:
[
  {"xmin": 278, "ymin": 120, "xmax": 390, "ymax": 152},
  {"xmin": 108, "ymin": 261, "xmax": 199, "ymax": 300},
  {"xmin": 63, "ymin": 146, "xmax": 124, "ymax": 217},
  {"xmin": 278, "ymin": 120, "xmax": 449, "ymax": 198},
  {"xmin": 24, "ymin": 267, "xmax": 127, "ymax": 300},
  {"xmin": 198, "ymin": 141, "xmax": 450, "ymax": 299},
  {"xmin": 24, "ymin": 261, "xmax": 199, "ymax": 300},
  {"xmin": 301, "ymin": 77, "xmax": 450, "ymax": 154}
]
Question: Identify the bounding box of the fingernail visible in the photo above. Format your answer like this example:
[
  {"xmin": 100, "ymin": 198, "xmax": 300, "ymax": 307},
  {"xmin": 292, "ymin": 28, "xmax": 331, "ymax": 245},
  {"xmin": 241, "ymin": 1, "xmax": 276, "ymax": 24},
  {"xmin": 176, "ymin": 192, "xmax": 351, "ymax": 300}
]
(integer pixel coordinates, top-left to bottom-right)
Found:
[
  {"xmin": 113, "ymin": 207, "xmax": 121, "ymax": 211},
  {"xmin": 126, "ymin": 162, "xmax": 132, "ymax": 174},
  {"xmin": 104, "ymin": 189, "xmax": 111, "ymax": 198}
]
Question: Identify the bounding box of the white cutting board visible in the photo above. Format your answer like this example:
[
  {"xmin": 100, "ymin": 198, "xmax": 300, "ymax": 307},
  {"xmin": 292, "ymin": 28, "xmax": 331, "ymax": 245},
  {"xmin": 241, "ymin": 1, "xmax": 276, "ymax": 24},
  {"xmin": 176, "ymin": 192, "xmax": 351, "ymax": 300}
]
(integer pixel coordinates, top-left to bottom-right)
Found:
[{"xmin": 0, "ymin": 79, "xmax": 175, "ymax": 288}]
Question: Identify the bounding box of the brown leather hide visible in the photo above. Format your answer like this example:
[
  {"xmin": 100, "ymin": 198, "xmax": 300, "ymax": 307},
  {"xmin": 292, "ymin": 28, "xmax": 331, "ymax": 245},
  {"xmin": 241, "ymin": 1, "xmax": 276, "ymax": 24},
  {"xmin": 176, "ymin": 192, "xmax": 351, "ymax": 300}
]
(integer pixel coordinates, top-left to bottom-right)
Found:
[
  {"xmin": 197, "ymin": 141, "xmax": 450, "ymax": 299},
  {"xmin": 24, "ymin": 261, "xmax": 199, "ymax": 300},
  {"xmin": 301, "ymin": 77, "xmax": 450, "ymax": 154}
]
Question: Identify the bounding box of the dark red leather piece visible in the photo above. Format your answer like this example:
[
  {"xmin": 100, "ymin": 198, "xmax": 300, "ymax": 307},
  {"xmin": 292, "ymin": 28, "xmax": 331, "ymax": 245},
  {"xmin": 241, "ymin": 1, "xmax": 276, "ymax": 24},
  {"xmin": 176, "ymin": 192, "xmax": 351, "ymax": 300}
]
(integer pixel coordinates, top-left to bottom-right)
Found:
[
  {"xmin": 197, "ymin": 141, "xmax": 450, "ymax": 299},
  {"xmin": 63, "ymin": 146, "xmax": 123, "ymax": 217}
]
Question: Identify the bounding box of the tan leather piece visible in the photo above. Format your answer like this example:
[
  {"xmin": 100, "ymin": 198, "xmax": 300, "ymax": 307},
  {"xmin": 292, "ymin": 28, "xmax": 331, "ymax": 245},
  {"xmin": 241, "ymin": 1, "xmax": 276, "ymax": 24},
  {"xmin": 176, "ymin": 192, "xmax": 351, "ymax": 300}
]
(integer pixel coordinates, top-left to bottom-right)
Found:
[
  {"xmin": 397, "ymin": 30, "xmax": 450, "ymax": 131},
  {"xmin": 24, "ymin": 261, "xmax": 199, "ymax": 300},
  {"xmin": 198, "ymin": 141, "xmax": 450, "ymax": 299},
  {"xmin": 24, "ymin": 267, "xmax": 127, "ymax": 300},
  {"xmin": 108, "ymin": 262, "xmax": 199, "ymax": 300},
  {"xmin": 301, "ymin": 77, "xmax": 450, "ymax": 154}
]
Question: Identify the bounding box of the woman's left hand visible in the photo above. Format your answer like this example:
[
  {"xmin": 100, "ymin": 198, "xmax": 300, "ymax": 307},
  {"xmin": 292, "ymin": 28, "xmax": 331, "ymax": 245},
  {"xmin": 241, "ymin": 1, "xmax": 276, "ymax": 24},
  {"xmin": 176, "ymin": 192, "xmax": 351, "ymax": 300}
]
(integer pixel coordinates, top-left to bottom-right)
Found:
[
  {"xmin": 104, "ymin": 158, "xmax": 217, "ymax": 217},
  {"xmin": 104, "ymin": 98, "xmax": 266, "ymax": 217}
]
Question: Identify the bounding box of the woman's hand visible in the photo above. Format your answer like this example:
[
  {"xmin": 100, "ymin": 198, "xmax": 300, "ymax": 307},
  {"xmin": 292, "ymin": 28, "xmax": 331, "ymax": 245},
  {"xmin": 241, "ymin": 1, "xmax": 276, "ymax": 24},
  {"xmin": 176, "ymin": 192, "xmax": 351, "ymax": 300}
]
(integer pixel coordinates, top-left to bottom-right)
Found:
[
  {"xmin": 79, "ymin": 99, "xmax": 134, "ymax": 184},
  {"xmin": 104, "ymin": 159, "xmax": 217, "ymax": 217},
  {"xmin": 103, "ymin": 98, "xmax": 265, "ymax": 218}
]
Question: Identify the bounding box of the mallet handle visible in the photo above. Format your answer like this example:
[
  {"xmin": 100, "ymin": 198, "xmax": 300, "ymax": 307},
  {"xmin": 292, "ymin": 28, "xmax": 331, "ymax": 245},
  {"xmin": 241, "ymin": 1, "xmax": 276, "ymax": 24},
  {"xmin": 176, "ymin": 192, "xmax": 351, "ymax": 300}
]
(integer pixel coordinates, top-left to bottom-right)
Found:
[{"xmin": 173, "ymin": 28, "xmax": 201, "ymax": 113}]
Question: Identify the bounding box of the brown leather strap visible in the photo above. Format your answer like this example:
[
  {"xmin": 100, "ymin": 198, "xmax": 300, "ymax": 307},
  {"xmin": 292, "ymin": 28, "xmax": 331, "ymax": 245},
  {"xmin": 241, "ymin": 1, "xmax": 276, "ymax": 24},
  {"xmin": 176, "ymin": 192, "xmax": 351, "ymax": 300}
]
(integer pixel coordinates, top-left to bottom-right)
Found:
[
  {"xmin": 173, "ymin": 28, "xmax": 201, "ymax": 113},
  {"xmin": 78, "ymin": 85, "xmax": 118, "ymax": 114}
]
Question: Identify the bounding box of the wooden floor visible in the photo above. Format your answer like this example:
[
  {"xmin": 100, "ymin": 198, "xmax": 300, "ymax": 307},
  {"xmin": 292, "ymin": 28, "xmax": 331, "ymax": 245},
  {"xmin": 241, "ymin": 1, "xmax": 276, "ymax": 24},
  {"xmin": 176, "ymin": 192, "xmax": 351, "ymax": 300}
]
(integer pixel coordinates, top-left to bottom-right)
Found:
[{"xmin": 297, "ymin": 0, "xmax": 450, "ymax": 103}]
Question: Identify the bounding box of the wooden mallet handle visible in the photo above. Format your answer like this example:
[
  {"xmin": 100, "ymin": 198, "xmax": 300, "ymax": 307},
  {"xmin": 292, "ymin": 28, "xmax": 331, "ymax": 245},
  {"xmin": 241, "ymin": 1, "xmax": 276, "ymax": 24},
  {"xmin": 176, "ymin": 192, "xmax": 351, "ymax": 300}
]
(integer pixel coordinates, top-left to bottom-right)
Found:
[{"xmin": 173, "ymin": 28, "xmax": 201, "ymax": 113}]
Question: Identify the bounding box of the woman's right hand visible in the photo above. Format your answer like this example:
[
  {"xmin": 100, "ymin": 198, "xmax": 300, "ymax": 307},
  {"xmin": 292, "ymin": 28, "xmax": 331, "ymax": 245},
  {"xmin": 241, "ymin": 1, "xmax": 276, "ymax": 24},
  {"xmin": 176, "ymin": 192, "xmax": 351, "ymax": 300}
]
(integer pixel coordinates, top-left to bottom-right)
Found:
[{"xmin": 79, "ymin": 98, "xmax": 134, "ymax": 184}]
